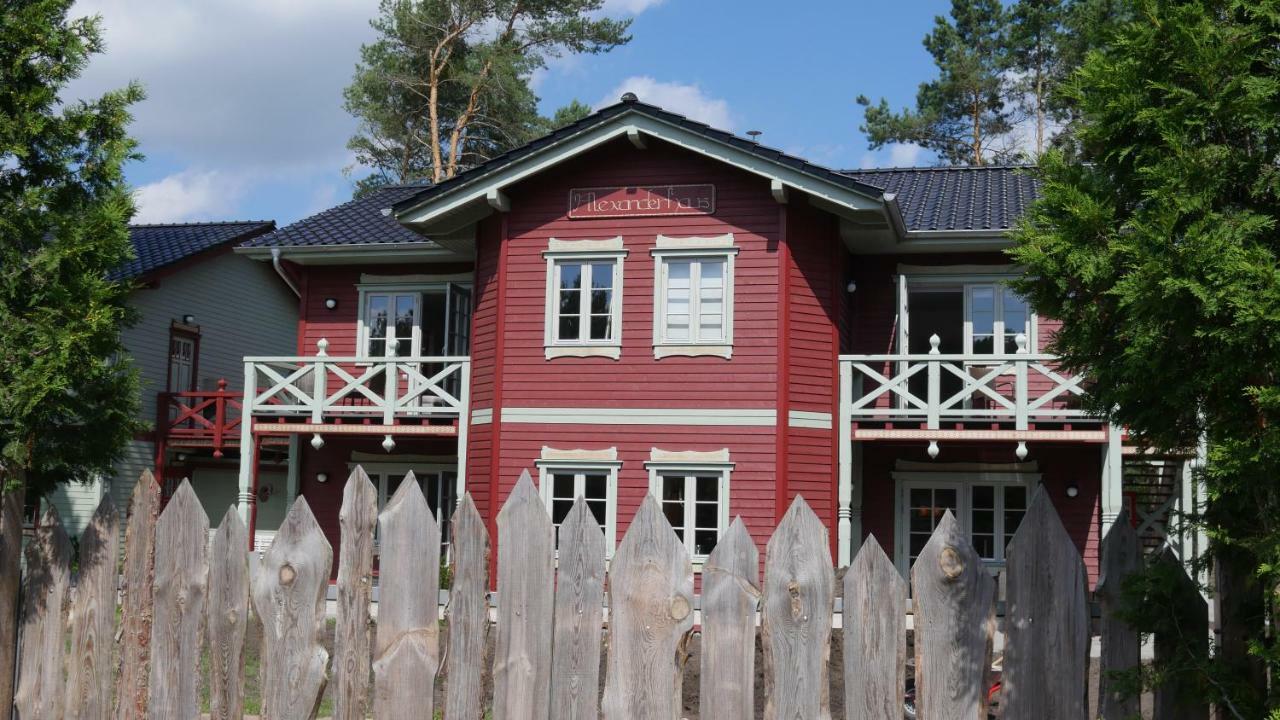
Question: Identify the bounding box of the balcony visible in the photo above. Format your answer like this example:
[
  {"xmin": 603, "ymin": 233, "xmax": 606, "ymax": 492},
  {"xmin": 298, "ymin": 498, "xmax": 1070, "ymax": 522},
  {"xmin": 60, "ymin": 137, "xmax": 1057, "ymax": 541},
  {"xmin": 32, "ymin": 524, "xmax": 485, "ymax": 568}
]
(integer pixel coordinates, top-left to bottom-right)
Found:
[
  {"xmin": 156, "ymin": 380, "xmax": 244, "ymax": 456},
  {"xmin": 242, "ymin": 340, "xmax": 471, "ymax": 443},
  {"xmin": 838, "ymin": 333, "xmax": 1101, "ymax": 443}
]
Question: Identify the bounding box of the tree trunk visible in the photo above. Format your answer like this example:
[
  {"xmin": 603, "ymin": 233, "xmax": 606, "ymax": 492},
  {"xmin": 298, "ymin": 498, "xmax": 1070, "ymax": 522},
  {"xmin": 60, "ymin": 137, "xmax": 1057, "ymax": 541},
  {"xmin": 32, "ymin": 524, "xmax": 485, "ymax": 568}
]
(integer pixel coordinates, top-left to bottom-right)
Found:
[
  {"xmin": 0, "ymin": 478, "xmax": 24, "ymax": 720},
  {"xmin": 428, "ymin": 64, "xmax": 444, "ymax": 184},
  {"xmin": 972, "ymin": 95, "xmax": 983, "ymax": 166},
  {"xmin": 1035, "ymin": 71, "xmax": 1045, "ymax": 157},
  {"xmin": 1214, "ymin": 546, "xmax": 1266, "ymax": 717}
]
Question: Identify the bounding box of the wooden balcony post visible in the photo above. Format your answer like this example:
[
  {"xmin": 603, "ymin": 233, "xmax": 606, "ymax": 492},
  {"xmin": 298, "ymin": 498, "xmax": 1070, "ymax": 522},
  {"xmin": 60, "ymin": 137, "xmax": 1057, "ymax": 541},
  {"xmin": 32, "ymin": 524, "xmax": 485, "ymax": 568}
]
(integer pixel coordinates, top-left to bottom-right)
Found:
[
  {"xmin": 1014, "ymin": 333, "xmax": 1030, "ymax": 431},
  {"xmin": 237, "ymin": 361, "xmax": 256, "ymax": 528},
  {"xmin": 212, "ymin": 379, "xmax": 227, "ymax": 458},
  {"xmin": 312, "ymin": 340, "xmax": 328, "ymax": 426},
  {"xmin": 456, "ymin": 361, "xmax": 470, "ymax": 506},
  {"xmin": 837, "ymin": 359, "xmax": 854, "ymax": 567},
  {"xmin": 926, "ymin": 334, "xmax": 941, "ymax": 430}
]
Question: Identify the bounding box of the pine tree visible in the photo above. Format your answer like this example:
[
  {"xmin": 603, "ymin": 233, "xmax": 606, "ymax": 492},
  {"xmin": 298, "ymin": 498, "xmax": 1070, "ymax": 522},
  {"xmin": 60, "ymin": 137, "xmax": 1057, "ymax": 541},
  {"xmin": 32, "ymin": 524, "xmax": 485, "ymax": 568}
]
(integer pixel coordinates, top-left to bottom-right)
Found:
[
  {"xmin": 1010, "ymin": 0, "xmax": 1280, "ymax": 711},
  {"xmin": 345, "ymin": 0, "xmax": 629, "ymax": 192},
  {"xmin": 1005, "ymin": 0, "xmax": 1067, "ymax": 156},
  {"xmin": 0, "ymin": 0, "xmax": 143, "ymax": 496},
  {"xmin": 857, "ymin": 0, "xmax": 1014, "ymax": 165}
]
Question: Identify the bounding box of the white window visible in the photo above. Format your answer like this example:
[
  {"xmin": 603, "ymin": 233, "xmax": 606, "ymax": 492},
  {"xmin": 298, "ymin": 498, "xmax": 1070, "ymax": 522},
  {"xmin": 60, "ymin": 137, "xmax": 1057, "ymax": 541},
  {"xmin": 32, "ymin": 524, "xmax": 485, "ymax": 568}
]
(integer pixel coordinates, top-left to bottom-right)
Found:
[
  {"xmin": 535, "ymin": 447, "xmax": 620, "ymax": 552},
  {"xmin": 543, "ymin": 238, "xmax": 626, "ymax": 359},
  {"xmin": 646, "ymin": 449, "xmax": 733, "ymax": 559},
  {"xmin": 363, "ymin": 291, "xmax": 421, "ymax": 357},
  {"xmin": 652, "ymin": 235, "xmax": 737, "ymax": 359},
  {"xmin": 896, "ymin": 267, "xmax": 1037, "ymax": 357},
  {"xmin": 356, "ymin": 280, "xmax": 473, "ymax": 359},
  {"xmin": 895, "ymin": 472, "xmax": 1034, "ymax": 573},
  {"xmin": 964, "ymin": 284, "xmax": 1032, "ymax": 354}
]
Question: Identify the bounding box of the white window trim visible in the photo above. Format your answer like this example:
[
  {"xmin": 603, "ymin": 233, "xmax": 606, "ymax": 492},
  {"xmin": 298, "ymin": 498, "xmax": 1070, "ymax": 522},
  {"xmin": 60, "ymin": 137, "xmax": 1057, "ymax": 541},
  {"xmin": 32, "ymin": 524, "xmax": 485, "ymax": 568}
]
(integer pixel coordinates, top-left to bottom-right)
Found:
[
  {"xmin": 891, "ymin": 470, "xmax": 1041, "ymax": 575},
  {"xmin": 543, "ymin": 237, "xmax": 626, "ymax": 360},
  {"xmin": 962, "ymin": 283, "xmax": 1037, "ymax": 355},
  {"xmin": 651, "ymin": 234, "xmax": 737, "ymax": 359},
  {"xmin": 355, "ymin": 281, "xmax": 473, "ymax": 360},
  {"xmin": 535, "ymin": 446, "xmax": 621, "ymax": 554},
  {"xmin": 896, "ymin": 268, "xmax": 1039, "ymax": 354},
  {"xmin": 645, "ymin": 448, "xmax": 733, "ymax": 562}
]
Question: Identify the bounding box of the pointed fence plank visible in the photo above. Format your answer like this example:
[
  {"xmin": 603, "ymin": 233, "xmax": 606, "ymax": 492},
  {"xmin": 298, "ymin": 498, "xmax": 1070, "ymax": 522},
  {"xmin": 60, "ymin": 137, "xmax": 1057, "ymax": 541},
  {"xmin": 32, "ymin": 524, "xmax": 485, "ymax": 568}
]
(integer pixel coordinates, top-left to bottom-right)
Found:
[
  {"xmin": 148, "ymin": 480, "xmax": 210, "ymax": 720},
  {"xmin": 699, "ymin": 517, "xmax": 759, "ymax": 720},
  {"xmin": 602, "ymin": 495, "xmax": 695, "ymax": 720},
  {"xmin": 843, "ymin": 534, "xmax": 906, "ymax": 720},
  {"xmin": 0, "ymin": 486, "xmax": 25, "ymax": 720},
  {"xmin": 66, "ymin": 495, "xmax": 120, "ymax": 720},
  {"xmin": 1096, "ymin": 510, "xmax": 1142, "ymax": 720},
  {"xmin": 14, "ymin": 507, "xmax": 71, "ymax": 720},
  {"xmin": 761, "ymin": 496, "xmax": 834, "ymax": 720},
  {"xmin": 494, "ymin": 471, "xmax": 555, "ymax": 720},
  {"xmin": 1002, "ymin": 489, "xmax": 1089, "ymax": 720},
  {"xmin": 1152, "ymin": 546, "xmax": 1209, "ymax": 720},
  {"xmin": 207, "ymin": 507, "xmax": 250, "ymax": 720},
  {"xmin": 912, "ymin": 510, "xmax": 995, "ymax": 720},
  {"xmin": 115, "ymin": 470, "xmax": 161, "ymax": 720},
  {"xmin": 549, "ymin": 498, "xmax": 606, "ymax": 720},
  {"xmin": 444, "ymin": 494, "xmax": 490, "ymax": 720},
  {"xmin": 373, "ymin": 473, "xmax": 441, "ymax": 719},
  {"xmin": 334, "ymin": 467, "xmax": 377, "ymax": 720},
  {"xmin": 251, "ymin": 497, "xmax": 333, "ymax": 720}
]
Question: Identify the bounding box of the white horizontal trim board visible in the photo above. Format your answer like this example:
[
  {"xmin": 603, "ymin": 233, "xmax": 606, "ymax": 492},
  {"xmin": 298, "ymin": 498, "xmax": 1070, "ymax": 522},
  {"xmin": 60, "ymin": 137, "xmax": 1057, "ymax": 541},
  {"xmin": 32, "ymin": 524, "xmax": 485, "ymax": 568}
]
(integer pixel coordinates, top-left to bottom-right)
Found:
[
  {"xmin": 472, "ymin": 408, "xmax": 493, "ymax": 425},
  {"xmin": 788, "ymin": 410, "xmax": 832, "ymax": 429},
  {"xmin": 500, "ymin": 407, "xmax": 777, "ymax": 426}
]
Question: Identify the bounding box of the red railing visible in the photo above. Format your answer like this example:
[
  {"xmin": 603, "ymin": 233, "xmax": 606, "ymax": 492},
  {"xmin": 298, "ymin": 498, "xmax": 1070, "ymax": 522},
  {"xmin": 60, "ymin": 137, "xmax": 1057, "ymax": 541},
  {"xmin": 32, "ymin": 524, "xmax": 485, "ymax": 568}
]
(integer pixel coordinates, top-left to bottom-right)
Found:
[{"xmin": 156, "ymin": 379, "xmax": 244, "ymax": 458}]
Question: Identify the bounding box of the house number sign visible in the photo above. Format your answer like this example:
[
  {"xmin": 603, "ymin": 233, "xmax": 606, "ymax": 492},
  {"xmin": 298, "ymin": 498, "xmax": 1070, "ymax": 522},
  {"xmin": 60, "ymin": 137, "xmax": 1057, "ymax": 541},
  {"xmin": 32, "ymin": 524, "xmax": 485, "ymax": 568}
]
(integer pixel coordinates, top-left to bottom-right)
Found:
[{"xmin": 568, "ymin": 184, "xmax": 716, "ymax": 219}]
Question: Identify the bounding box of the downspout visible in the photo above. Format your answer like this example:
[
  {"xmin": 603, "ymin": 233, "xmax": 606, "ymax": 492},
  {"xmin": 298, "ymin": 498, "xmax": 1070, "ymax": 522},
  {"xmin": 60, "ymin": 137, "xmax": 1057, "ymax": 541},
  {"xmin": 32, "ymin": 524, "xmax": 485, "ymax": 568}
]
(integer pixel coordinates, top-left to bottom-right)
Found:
[{"xmin": 271, "ymin": 248, "xmax": 301, "ymax": 298}]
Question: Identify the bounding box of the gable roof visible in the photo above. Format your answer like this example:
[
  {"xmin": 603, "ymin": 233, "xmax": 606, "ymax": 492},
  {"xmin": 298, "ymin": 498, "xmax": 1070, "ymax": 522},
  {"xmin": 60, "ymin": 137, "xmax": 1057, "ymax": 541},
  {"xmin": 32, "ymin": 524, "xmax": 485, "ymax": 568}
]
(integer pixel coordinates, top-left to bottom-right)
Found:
[
  {"xmin": 115, "ymin": 221, "xmax": 275, "ymax": 280},
  {"xmin": 239, "ymin": 183, "xmax": 433, "ymax": 249},
  {"xmin": 845, "ymin": 166, "xmax": 1039, "ymax": 233}
]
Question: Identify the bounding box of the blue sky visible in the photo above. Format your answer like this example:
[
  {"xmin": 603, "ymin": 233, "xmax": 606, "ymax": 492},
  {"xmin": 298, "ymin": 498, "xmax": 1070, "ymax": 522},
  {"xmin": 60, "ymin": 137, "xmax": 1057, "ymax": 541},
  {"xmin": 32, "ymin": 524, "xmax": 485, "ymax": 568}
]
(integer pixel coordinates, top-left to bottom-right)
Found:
[{"xmin": 70, "ymin": 0, "xmax": 953, "ymax": 226}]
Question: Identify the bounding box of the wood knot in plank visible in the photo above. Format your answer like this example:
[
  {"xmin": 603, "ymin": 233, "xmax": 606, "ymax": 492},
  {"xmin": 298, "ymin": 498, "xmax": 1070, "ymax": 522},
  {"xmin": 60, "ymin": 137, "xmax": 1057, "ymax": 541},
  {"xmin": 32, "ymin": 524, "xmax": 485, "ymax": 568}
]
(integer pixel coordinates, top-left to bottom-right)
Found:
[
  {"xmin": 279, "ymin": 563, "xmax": 296, "ymax": 586},
  {"xmin": 939, "ymin": 546, "xmax": 964, "ymax": 580},
  {"xmin": 669, "ymin": 595, "xmax": 690, "ymax": 621}
]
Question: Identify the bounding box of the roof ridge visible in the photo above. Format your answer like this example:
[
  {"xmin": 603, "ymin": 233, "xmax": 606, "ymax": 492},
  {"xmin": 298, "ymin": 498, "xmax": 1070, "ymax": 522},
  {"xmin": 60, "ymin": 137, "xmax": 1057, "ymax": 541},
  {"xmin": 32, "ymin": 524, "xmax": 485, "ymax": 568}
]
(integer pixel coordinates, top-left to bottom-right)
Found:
[
  {"xmin": 845, "ymin": 164, "xmax": 1037, "ymax": 173},
  {"xmin": 129, "ymin": 220, "xmax": 273, "ymax": 228}
]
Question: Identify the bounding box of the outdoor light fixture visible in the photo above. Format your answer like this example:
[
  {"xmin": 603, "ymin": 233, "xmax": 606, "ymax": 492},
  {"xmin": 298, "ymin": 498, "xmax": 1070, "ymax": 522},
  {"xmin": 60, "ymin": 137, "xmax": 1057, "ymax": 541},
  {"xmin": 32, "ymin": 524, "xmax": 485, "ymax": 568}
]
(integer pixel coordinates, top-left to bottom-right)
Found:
[
  {"xmin": 1066, "ymin": 483, "xmax": 1079, "ymax": 498},
  {"xmin": 316, "ymin": 472, "xmax": 329, "ymax": 484},
  {"xmin": 325, "ymin": 298, "xmax": 338, "ymax": 310},
  {"xmin": 846, "ymin": 281, "xmax": 857, "ymax": 293},
  {"xmin": 182, "ymin": 314, "xmax": 196, "ymax": 325}
]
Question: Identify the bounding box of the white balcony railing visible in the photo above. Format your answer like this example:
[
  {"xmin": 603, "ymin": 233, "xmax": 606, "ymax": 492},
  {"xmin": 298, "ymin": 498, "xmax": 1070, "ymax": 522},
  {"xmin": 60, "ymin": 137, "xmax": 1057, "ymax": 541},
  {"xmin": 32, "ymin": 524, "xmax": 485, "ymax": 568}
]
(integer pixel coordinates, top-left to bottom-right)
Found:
[
  {"xmin": 838, "ymin": 333, "xmax": 1092, "ymax": 431},
  {"xmin": 243, "ymin": 339, "xmax": 470, "ymax": 426}
]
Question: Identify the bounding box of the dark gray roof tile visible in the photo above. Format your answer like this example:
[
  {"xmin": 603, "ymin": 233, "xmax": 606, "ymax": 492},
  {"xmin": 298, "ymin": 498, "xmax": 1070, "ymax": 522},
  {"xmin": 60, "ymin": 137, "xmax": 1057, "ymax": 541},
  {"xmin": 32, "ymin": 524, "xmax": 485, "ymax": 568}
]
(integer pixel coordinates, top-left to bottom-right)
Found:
[
  {"xmin": 845, "ymin": 166, "xmax": 1040, "ymax": 232},
  {"xmin": 239, "ymin": 183, "xmax": 431, "ymax": 249},
  {"xmin": 115, "ymin": 220, "xmax": 274, "ymax": 279}
]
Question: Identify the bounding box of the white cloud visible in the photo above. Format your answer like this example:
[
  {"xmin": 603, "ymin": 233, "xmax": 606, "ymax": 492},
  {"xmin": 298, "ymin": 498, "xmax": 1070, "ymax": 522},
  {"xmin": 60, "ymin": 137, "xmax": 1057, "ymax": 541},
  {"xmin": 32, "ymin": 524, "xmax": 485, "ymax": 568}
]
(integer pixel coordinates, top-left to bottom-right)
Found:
[
  {"xmin": 888, "ymin": 143, "xmax": 925, "ymax": 167},
  {"xmin": 133, "ymin": 169, "xmax": 249, "ymax": 223},
  {"xmin": 600, "ymin": 0, "xmax": 666, "ymax": 13},
  {"xmin": 598, "ymin": 77, "xmax": 734, "ymax": 130}
]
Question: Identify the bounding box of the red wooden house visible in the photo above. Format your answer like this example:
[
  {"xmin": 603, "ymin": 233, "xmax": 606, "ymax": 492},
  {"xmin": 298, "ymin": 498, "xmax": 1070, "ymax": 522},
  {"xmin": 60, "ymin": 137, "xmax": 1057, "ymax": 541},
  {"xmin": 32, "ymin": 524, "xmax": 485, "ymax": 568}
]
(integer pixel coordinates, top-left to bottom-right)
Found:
[{"xmin": 226, "ymin": 96, "xmax": 1196, "ymax": 583}]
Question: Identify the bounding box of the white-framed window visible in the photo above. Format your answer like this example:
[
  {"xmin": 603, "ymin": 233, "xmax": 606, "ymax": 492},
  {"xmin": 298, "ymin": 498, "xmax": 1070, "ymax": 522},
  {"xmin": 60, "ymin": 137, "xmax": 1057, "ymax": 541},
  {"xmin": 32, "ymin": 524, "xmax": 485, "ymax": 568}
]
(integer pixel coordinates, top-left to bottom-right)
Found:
[
  {"xmin": 894, "ymin": 471, "xmax": 1035, "ymax": 573},
  {"xmin": 651, "ymin": 235, "xmax": 737, "ymax": 359},
  {"xmin": 543, "ymin": 238, "xmax": 626, "ymax": 359},
  {"xmin": 964, "ymin": 284, "xmax": 1032, "ymax": 354},
  {"xmin": 356, "ymin": 280, "xmax": 473, "ymax": 359},
  {"xmin": 645, "ymin": 449, "xmax": 733, "ymax": 559},
  {"xmin": 896, "ymin": 266, "xmax": 1038, "ymax": 357},
  {"xmin": 535, "ymin": 447, "xmax": 620, "ymax": 553},
  {"xmin": 359, "ymin": 463, "xmax": 457, "ymax": 552}
]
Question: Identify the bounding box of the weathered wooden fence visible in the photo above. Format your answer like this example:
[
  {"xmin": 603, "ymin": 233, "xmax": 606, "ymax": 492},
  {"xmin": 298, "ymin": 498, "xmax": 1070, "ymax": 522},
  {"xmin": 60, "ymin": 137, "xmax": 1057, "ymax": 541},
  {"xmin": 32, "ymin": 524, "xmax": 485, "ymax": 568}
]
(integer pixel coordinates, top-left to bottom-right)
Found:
[{"xmin": 0, "ymin": 466, "xmax": 1206, "ymax": 719}]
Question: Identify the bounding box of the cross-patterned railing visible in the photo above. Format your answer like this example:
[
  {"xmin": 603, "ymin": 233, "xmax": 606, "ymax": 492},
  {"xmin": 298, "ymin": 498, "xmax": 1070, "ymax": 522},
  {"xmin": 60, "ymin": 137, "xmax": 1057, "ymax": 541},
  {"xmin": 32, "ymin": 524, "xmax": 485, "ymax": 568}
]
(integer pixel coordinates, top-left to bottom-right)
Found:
[
  {"xmin": 156, "ymin": 379, "xmax": 244, "ymax": 456},
  {"xmin": 242, "ymin": 339, "xmax": 471, "ymax": 425},
  {"xmin": 839, "ymin": 333, "xmax": 1094, "ymax": 430}
]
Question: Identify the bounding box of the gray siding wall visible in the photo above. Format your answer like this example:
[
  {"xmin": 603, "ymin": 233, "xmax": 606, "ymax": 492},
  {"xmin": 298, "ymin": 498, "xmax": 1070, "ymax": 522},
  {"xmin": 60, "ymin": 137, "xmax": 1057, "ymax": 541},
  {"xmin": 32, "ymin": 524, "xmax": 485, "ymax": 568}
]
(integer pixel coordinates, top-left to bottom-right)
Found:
[{"xmin": 46, "ymin": 252, "xmax": 298, "ymax": 536}]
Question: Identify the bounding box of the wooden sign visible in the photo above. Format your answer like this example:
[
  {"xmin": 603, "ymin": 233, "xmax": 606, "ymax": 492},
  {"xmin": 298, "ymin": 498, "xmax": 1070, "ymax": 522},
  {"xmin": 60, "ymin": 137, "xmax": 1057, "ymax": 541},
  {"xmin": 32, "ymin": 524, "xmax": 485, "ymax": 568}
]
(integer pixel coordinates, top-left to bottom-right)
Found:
[{"xmin": 568, "ymin": 184, "xmax": 715, "ymax": 219}]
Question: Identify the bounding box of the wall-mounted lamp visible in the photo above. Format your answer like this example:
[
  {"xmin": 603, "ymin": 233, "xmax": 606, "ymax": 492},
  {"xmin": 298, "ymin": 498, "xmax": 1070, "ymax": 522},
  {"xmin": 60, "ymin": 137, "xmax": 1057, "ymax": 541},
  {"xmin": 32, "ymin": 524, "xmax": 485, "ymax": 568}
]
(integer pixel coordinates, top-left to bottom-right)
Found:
[
  {"xmin": 846, "ymin": 281, "xmax": 857, "ymax": 293},
  {"xmin": 175, "ymin": 452, "xmax": 187, "ymax": 463},
  {"xmin": 316, "ymin": 472, "xmax": 329, "ymax": 484},
  {"xmin": 1066, "ymin": 482, "xmax": 1079, "ymax": 498},
  {"xmin": 182, "ymin": 314, "xmax": 196, "ymax": 325},
  {"xmin": 324, "ymin": 298, "xmax": 338, "ymax": 310}
]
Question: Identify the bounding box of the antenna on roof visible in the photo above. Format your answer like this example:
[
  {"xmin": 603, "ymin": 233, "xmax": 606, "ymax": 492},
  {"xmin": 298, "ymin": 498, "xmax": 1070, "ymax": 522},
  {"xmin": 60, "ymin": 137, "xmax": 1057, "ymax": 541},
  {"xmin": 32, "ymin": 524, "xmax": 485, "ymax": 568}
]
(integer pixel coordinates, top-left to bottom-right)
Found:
[
  {"xmin": 620, "ymin": 92, "xmax": 638, "ymax": 103},
  {"xmin": 746, "ymin": 130, "xmax": 763, "ymax": 143}
]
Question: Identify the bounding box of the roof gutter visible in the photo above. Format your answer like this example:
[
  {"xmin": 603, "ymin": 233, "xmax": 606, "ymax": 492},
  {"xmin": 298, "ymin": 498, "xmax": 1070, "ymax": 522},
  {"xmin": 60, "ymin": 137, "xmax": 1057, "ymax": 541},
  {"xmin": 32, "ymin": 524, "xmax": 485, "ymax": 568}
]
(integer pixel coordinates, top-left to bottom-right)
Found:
[{"xmin": 271, "ymin": 248, "xmax": 301, "ymax": 298}]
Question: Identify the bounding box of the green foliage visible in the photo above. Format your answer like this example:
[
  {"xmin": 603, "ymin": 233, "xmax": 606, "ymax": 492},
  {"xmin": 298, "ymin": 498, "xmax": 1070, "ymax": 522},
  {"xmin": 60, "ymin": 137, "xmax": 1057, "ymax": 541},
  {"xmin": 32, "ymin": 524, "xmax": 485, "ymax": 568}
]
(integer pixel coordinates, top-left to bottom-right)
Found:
[
  {"xmin": 1010, "ymin": 0, "xmax": 1280, "ymax": 712},
  {"xmin": 0, "ymin": 0, "xmax": 143, "ymax": 496},
  {"xmin": 538, "ymin": 99, "xmax": 594, "ymax": 133},
  {"xmin": 1005, "ymin": 0, "xmax": 1067, "ymax": 156},
  {"xmin": 857, "ymin": 0, "xmax": 1014, "ymax": 165},
  {"xmin": 345, "ymin": 0, "xmax": 628, "ymax": 193}
]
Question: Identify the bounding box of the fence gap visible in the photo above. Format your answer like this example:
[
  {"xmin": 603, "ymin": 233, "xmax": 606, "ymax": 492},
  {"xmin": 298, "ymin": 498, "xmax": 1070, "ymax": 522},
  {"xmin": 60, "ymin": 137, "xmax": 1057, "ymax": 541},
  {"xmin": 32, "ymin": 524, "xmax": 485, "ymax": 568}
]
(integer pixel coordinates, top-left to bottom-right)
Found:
[
  {"xmin": 761, "ymin": 496, "xmax": 834, "ymax": 720},
  {"xmin": 602, "ymin": 494, "xmax": 694, "ymax": 720},
  {"xmin": 373, "ymin": 470, "xmax": 442, "ymax": 718},
  {"xmin": 148, "ymin": 480, "xmax": 209, "ymax": 719},
  {"xmin": 208, "ymin": 506, "xmax": 250, "ymax": 720},
  {"xmin": 333, "ymin": 467, "xmax": 377, "ymax": 720},
  {"xmin": 251, "ymin": 496, "xmax": 331, "ymax": 720},
  {"xmin": 912, "ymin": 509, "xmax": 995, "ymax": 719},
  {"xmin": 843, "ymin": 534, "xmax": 906, "ymax": 719}
]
